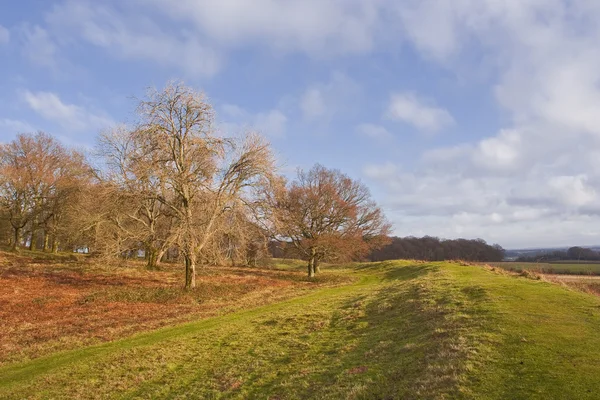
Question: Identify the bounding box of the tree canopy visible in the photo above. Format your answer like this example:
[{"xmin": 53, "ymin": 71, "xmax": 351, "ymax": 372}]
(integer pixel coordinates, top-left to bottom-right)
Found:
[{"xmin": 270, "ymin": 164, "xmax": 391, "ymax": 277}]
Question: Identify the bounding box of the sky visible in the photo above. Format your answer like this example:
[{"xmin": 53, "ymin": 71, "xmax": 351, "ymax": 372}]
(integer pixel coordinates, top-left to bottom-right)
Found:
[{"xmin": 2, "ymin": 0, "xmax": 600, "ymax": 249}]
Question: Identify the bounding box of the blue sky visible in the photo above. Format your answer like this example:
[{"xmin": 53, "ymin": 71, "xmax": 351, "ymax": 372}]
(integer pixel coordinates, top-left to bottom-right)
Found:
[{"xmin": 2, "ymin": 0, "xmax": 600, "ymax": 248}]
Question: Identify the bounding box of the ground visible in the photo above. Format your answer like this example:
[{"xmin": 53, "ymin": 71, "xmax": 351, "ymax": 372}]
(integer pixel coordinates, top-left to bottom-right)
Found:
[
  {"xmin": 0, "ymin": 251, "xmax": 346, "ymax": 366},
  {"xmin": 491, "ymin": 260, "xmax": 600, "ymax": 275},
  {"xmin": 2, "ymin": 253, "xmax": 600, "ymax": 399}
]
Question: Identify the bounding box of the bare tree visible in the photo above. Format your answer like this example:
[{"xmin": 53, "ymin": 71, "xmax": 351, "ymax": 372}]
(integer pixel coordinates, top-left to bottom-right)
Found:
[
  {"xmin": 97, "ymin": 126, "xmax": 176, "ymax": 269},
  {"xmin": 203, "ymin": 207, "xmax": 270, "ymax": 266},
  {"xmin": 123, "ymin": 83, "xmax": 274, "ymax": 288},
  {"xmin": 271, "ymin": 164, "xmax": 391, "ymax": 277}
]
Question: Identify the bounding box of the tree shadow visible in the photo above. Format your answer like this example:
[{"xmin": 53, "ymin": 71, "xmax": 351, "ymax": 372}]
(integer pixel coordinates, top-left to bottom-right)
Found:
[
  {"xmin": 383, "ymin": 264, "xmax": 437, "ymax": 281},
  {"xmin": 354, "ymin": 261, "xmax": 437, "ymax": 282}
]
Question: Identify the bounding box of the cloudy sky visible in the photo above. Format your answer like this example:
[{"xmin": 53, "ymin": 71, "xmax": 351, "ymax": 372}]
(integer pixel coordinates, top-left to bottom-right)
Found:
[{"xmin": 2, "ymin": 0, "xmax": 600, "ymax": 248}]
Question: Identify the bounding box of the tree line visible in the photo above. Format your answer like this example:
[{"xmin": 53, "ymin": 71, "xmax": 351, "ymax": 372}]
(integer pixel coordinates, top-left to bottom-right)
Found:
[
  {"xmin": 516, "ymin": 247, "xmax": 600, "ymax": 262},
  {"xmin": 0, "ymin": 83, "xmax": 391, "ymax": 286},
  {"xmin": 368, "ymin": 236, "xmax": 505, "ymax": 262}
]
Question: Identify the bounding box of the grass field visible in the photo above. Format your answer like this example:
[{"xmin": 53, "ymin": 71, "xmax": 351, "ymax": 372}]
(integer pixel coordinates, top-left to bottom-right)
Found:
[
  {"xmin": 0, "ymin": 251, "xmax": 349, "ymax": 366},
  {"xmin": 2, "ymin": 254, "xmax": 600, "ymax": 398},
  {"xmin": 490, "ymin": 261, "xmax": 600, "ymax": 275}
]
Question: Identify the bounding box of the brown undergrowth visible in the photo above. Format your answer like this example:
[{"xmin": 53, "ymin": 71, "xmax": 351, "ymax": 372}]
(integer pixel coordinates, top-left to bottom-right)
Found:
[
  {"xmin": 0, "ymin": 251, "xmax": 349, "ymax": 366},
  {"xmin": 541, "ymin": 273, "xmax": 600, "ymax": 297}
]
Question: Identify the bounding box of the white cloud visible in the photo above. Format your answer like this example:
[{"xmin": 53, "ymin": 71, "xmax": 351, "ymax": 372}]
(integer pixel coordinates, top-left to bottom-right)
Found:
[
  {"xmin": 386, "ymin": 92, "xmax": 454, "ymax": 133},
  {"xmin": 20, "ymin": 25, "xmax": 58, "ymax": 67},
  {"xmin": 549, "ymin": 175, "xmax": 597, "ymax": 208},
  {"xmin": 38, "ymin": 0, "xmax": 382, "ymax": 76},
  {"xmin": 358, "ymin": 0, "xmax": 600, "ymax": 247},
  {"xmin": 356, "ymin": 123, "xmax": 393, "ymax": 141},
  {"xmin": 472, "ymin": 129, "xmax": 522, "ymax": 172},
  {"xmin": 20, "ymin": 90, "xmax": 113, "ymax": 132},
  {"xmin": 300, "ymin": 72, "xmax": 360, "ymax": 122},
  {"xmin": 221, "ymin": 104, "xmax": 287, "ymax": 137},
  {"xmin": 45, "ymin": 1, "xmax": 220, "ymax": 77},
  {"xmin": 0, "ymin": 25, "xmax": 9, "ymax": 44},
  {"xmin": 254, "ymin": 110, "xmax": 287, "ymax": 138},
  {"xmin": 393, "ymin": 0, "xmax": 462, "ymax": 61},
  {"xmin": 0, "ymin": 119, "xmax": 35, "ymax": 134},
  {"xmin": 141, "ymin": 0, "xmax": 380, "ymax": 56},
  {"xmin": 300, "ymin": 89, "xmax": 326, "ymax": 121},
  {"xmin": 363, "ymin": 162, "xmax": 398, "ymax": 181}
]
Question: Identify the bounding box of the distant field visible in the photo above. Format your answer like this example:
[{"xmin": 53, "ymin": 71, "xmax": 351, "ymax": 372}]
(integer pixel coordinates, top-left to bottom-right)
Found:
[{"xmin": 491, "ymin": 261, "xmax": 600, "ymax": 275}]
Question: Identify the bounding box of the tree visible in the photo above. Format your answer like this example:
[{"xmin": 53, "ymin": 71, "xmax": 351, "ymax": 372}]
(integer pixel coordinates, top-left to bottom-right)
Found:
[
  {"xmin": 97, "ymin": 126, "xmax": 176, "ymax": 269},
  {"xmin": 0, "ymin": 132, "xmax": 89, "ymax": 252},
  {"xmin": 369, "ymin": 236, "xmax": 505, "ymax": 262},
  {"xmin": 123, "ymin": 83, "xmax": 274, "ymax": 288},
  {"xmin": 271, "ymin": 164, "xmax": 391, "ymax": 277}
]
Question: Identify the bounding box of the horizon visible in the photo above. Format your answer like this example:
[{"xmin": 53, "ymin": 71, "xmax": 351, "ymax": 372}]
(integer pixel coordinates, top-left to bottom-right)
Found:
[{"xmin": 2, "ymin": 1, "xmax": 600, "ymax": 249}]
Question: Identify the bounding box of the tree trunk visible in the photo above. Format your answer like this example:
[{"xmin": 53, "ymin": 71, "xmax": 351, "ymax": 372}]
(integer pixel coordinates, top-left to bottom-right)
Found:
[
  {"xmin": 43, "ymin": 231, "xmax": 50, "ymax": 252},
  {"xmin": 51, "ymin": 237, "xmax": 58, "ymax": 253},
  {"xmin": 28, "ymin": 231, "xmax": 35, "ymax": 250},
  {"xmin": 156, "ymin": 248, "xmax": 166, "ymax": 265},
  {"xmin": 185, "ymin": 253, "xmax": 196, "ymax": 289},
  {"xmin": 314, "ymin": 258, "xmax": 321, "ymax": 274},
  {"xmin": 307, "ymin": 250, "xmax": 316, "ymax": 278},
  {"xmin": 11, "ymin": 227, "xmax": 20, "ymax": 251},
  {"xmin": 146, "ymin": 246, "xmax": 159, "ymax": 270}
]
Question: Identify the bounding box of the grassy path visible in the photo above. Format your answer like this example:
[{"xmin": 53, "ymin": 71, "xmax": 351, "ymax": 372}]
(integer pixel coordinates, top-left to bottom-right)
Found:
[{"xmin": 2, "ymin": 261, "xmax": 600, "ymax": 399}]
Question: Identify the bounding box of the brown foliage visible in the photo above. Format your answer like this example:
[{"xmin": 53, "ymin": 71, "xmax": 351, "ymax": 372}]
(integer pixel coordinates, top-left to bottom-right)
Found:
[
  {"xmin": 0, "ymin": 132, "xmax": 90, "ymax": 252},
  {"xmin": 270, "ymin": 164, "xmax": 391, "ymax": 276},
  {"xmin": 0, "ymin": 250, "xmax": 342, "ymax": 366}
]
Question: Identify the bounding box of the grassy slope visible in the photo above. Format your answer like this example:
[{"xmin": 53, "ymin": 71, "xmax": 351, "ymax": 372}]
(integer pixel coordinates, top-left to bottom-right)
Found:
[{"xmin": 2, "ymin": 261, "xmax": 600, "ymax": 399}]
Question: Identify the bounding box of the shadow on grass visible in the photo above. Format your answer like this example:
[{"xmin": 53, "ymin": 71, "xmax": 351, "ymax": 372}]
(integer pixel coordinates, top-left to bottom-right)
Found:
[
  {"xmin": 383, "ymin": 264, "xmax": 437, "ymax": 281},
  {"xmin": 354, "ymin": 261, "xmax": 438, "ymax": 282},
  {"xmin": 245, "ymin": 267, "xmax": 473, "ymax": 399}
]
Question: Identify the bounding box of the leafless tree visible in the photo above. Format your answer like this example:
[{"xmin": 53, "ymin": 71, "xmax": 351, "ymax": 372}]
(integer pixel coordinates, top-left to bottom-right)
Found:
[
  {"xmin": 97, "ymin": 126, "xmax": 176, "ymax": 269},
  {"xmin": 121, "ymin": 83, "xmax": 275, "ymax": 288}
]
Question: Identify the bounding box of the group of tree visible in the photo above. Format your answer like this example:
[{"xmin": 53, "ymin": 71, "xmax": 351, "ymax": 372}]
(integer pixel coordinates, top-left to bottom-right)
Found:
[
  {"xmin": 0, "ymin": 132, "xmax": 89, "ymax": 253},
  {"xmin": 368, "ymin": 236, "xmax": 505, "ymax": 262},
  {"xmin": 516, "ymin": 246, "xmax": 600, "ymax": 262},
  {"xmin": 0, "ymin": 83, "xmax": 391, "ymax": 286}
]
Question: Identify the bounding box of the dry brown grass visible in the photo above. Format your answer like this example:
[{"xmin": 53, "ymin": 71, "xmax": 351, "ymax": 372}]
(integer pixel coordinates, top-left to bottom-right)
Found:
[
  {"xmin": 0, "ymin": 251, "xmax": 349, "ymax": 366},
  {"xmin": 541, "ymin": 273, "xmax": 600, "ymax": 296}
]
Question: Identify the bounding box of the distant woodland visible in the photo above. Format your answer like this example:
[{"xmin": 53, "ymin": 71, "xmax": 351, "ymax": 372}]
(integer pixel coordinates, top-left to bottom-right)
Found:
[
  {"xmin": 271, "ymin": 236, "xmax": 506, "ymax": 263},
  {"xmin": 368, "ymin": 236, "xmax": 505, "ymax": 262},
  {"xmin": 516, "ymin": 247, "xmax": 600, "ymax": 262}
]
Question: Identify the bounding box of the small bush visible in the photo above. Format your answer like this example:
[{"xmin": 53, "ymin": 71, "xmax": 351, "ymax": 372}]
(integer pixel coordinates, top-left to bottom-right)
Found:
[{"xmin": 519, "ymin": 270, "xmax": 540, "ymax": 280}]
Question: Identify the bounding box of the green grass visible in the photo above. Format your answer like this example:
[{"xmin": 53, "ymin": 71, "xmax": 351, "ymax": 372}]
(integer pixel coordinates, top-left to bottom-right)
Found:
[
  {"xmin": 2, "ymin": 261, "xmax": 600, "ymax": 398},
  {"xmin": 491, "ymin": 261, "xmax": 600, "ymax": 275}
]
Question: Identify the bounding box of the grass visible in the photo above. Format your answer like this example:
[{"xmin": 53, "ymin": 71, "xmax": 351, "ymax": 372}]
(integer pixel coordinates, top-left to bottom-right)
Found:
[
  {"xmin": 266, "ymin": 257, "xmax": 310, "ymax": 271},
  {"xmin": 3, "ymin": 259, "xmax": 600, "ymax": 398},
  {"xmin": 0, "ymin": 251, "xmax": 351, "ymax": 366},
  {"xmin": 490, "ymin": 261, "xmax": 600, "ymax": 275}
]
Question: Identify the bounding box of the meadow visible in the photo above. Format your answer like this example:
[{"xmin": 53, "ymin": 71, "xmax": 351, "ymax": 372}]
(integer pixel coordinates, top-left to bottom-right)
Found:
[{"xmin": 2, "ymin": 252, "xmax": 600, "ymax": 398}]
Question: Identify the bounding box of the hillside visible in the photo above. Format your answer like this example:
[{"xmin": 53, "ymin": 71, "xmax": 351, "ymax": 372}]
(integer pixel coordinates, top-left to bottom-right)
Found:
[{"xmin": 2, "ymin": 256, "xmax": 600, "ymax": 398}]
